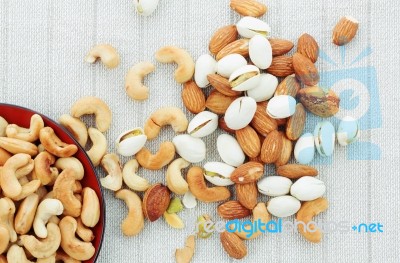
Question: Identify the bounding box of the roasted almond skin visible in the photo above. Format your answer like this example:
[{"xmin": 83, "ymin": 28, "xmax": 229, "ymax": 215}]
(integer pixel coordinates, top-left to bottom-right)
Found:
[
  {"xmin": 293, "ymin": 52, "xmax": 319, "ymax": 86},
  {"xmin": 207, "ymin": 74, "xmax": 242, "ymax": 97},
  {"xmin": 143, "ymin": 184, "xmax": 170, "ymax": 222},
  {"xmin": 250, "ymin": 103, "xmax": 278, "ymax": 136},
  {"xmin": 260, "ymin": 130, "xmax": 282, "ymax": 164},
  {"xmin": 266, "ymin": 56, "xmax": 294, "ymax": 77},
  {"xmin": 236, "ymin": 182, "xmax": 258, "ymax": 210},
  {"xmin": 209, "ymin": 25, "xmax": 238, "ymax": 55},
  {"xmin": 182, "ymin": 80, "xmax": 206, "ymax": 114},
  {"xmin": 220, "ymin": 231, "xmax": 248, "ymax": 259},
  {"xmin": 332, "ymin": 16, "xmax": 359, "ymax": 46},
  {"xmin": 275, "ymin": 133, "xmax": 293, "ymax": 167},
  {"xmin": 297, "ymin": 86, "xmax": 340, "ymax": 117},
  {"xmin": 286, "ymin": 103, "xmax": 306, "ymax": 141},
  {"xmin": 277, "ymin": 164, "xmax": 318, "ymax": 179},
  {"xmin": 275, "ymin": 74, "xmax": 301, "ymax": 97},
  {"xmin": 230, "ymin": 0, "xmax": 267, "ymax": 17},
  {"xmin": 230, "ymin": 162, "xmax": 264, "ymax": 184},
  {"xmin": 206, "ymin": 90, "xmax": 237, "ymax": 114},
  {"xmin": 235, "ymin": 126, "xmax": 260, "ymax": 158},
  {"xmin": 297, "ymin": 33, "xmax": 319, "ymax": 63},
  {"xmin": 216, "ymin": 39, "xmax": 249, "ymax": 60},
  {"xmin": 269, "ymin": 38, "xmax": 294, "ymax": 56},
  {"xmin": 219, "ymin": 117, "xmax": 236, "ymax": 134},
  {"xmin": 217, "ymin": 200, "xmax": 251, "ymax": 220}
]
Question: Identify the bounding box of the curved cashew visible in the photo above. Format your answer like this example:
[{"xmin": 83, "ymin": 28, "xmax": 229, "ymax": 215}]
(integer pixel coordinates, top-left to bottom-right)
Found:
[
  {"xmin": 86, "ymin": 128, "xmax": 107, "ymax": 167},
  {"xmin": 166, "ymin": 158, "xmax": 190, "ymax": 195},
  {"xmin": 7, "ymin": 244, "xmax": 34, "ymax": 263},
  {"xmin": 35, "ymin": 186, "xmax": 48, "ymax": 201},
  {"xmin": 33, "ymin": 198, "xmax": 63, "ymax": 238},
  {"xmin": 58, "ymin": 114, "xmax": 88, "ymax": 147},
  {"xmin": 100, "ymin": 153, "xmax": 122, "ymax": 191},
  {"xmin": 48, "ymin": 216, "xmax": 60, "ymax": 225},
  {"xmin": 0, "ymin": 116, "xmax": 7, "ymax": 137},
  {"xmin": 12, "ymin": 180, "xmax": 41, "ymax": 202},
  {"xmin": 6, "ymin": 114, "xmax": 44, "ymax": 142},
  {"xmin": 187, "ymin": 166, "xmax": 231, "ymax": 202},
  {"xmin": 0, "ymin": 224, "xmax": 9, "ymax": 254},
  {"xmin": 115, "ymin": 189, "xmax": 144, "ymax": 236},
  {"xmin": 144, "ymin": 107, "xmax": 188, "ymax": 140},
  {"xmin": 80, "ymin": 187, "xmax": 100, "ymax": 227},
  {"xmin": 0, "ymin": 137, "xmax": 38, "ymax": 156},
  {"xmin": 122, "ymin": 159, "xmax": 150, "ymax": 192},
  {"xmin": 70, "ymin": 97, "xmax": 112, "ymax": 132},
  {"xmin": 72, "ymin": 181, "xmax": 82, "ymax": 194},
  {"xmin": 53, "ymin": 169, "xmax": 81, "ymax": 217},
  {"xmin": 34, "ymin": 152, "xmax": 58, "ymax": 185},
  {"xmin": 20, "ymin": 222, "xmax": 61, "ymax": 259},
  {"xmin": 155, "ymin": 46, "xmax": 195, "ymax": 83},
  {"xmin": 296, "ymin": 197, "xmax": 329, "ymax": 243},
  {"xmin": 231, "ymin": 203, "xmax": 270, "ymax": 240},
  {"xmin": 18, "ymin": 176, "xmax": 29, "ymax": 186},
  {"xmin": 59, "ymin": 216, "xmax": 95, "ymax": 261},
  {"xmin": 76, "ymin": 218, "xmax": 94, "ymax": 242},
  {"xmin": 0, "ymin": 197, "xmax": 17, "ymax": 242},
  {"xmin": 14, "ymin": 193, "xmax": 39, "ymax": 235},
  {"xmin": 39, "ymin": 127, "xmax": 78, "ymax": 158},
  {"xmin": 0, "ymin": 148, "xmax": 12, "ymax": 166},
  {"xmin": 85, "ymin": 44, "xmax": 120, "ymax": 69},
  {"xmin": 55, "ymin": 250, "xmax": 80, "ymax": 263},
  {"xmin": 15, "ymin": 159, "xmax": 34, "ymax": 179},
  {"xmin": 125, "ymin": 61, "xmax": 155, "ymax": 100},
  {"xmin": 54, "ymin": 157, "xmax": 84, "ymax": 180},
  {"xmin": 136, "ymin": 141, "xmax": 175, "ymax": 170},
  {"xmin": 175, "ymin": 235, "xmax": 195, "ymax": 263},
  {"xmin": 37, "ymin": 144, "xmax": 46, "ymax": 153}
]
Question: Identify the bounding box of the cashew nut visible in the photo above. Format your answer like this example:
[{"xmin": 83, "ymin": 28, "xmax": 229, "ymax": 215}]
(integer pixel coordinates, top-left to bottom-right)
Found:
[
  {"xmin": 76, "ymin": 218, "xmax": 94, "ymax": 242},
  {"xmin": 122, "ymin": 159, "xmax": 150, "ymax": 192},
  {"xmin": 0, "ymin": 197, "xmax": 17, "ymax": 242},
  {"xmin": 36, "ymin": 254, "xmax": 56, "ymax": 263},
  {"xmin": 6, "ymin": 114, "xmax": 44, "ymax": 142},
  {"xmin": 72, "ymin": 181, "xmax": 82, "ymax": 194},
  {"xmin": 80, "ymin": 187, "xmax": 100, "ymax": 227},
  {"xmin": 15, "ymin": 159, "xmax": 34, "ymax": 179},
  {"xmin": 37, "ymin": 143, "xmax": 46, "ymax": 153},
  {"xmin": 85, "ymin": 44, "xmax": 120, "ymax": 69},
  {"xmin": 59, "ymin": 216, "xmax": 95, "ymax": 261},
  {"xmin": 55, "ymin": 250, "xmax": 80, "ymax": 263},
  {"xmin": 33, "ymin": 198, "xmax": 63, "ymax": 238},
  {"xmin": 100, "ymin": 153, "xmax": 122, "ymax": 191},
  {"xmin": 136, "ymin": 141, "xmax": 175, "ymax": 170},
  {"xmin": 0, "ymin": 137, "xmax": 38, "ymax": 156},
  {"xmin": 18, "ymin": 176, "xmax": 29, "ymax": 186},
  {"xmin": 70, "ymin": 97, "xmax": 112, "ymax": 132},
  {"xmin": 7, "ymin": 244, "xmax": 34, "ymax": 263},
  {"xmin": 86, "ymin": 128, "xmax": 107, "ymax": 167},
  {"xmin": 296, "ymin": 197, "xmax": 329, "ymax": 243},
  {"xmin": 14, "ymin": 193, "xmax": 39, "ymax": 235},
  {"xmin": 0, "ymin": 116, "xmax": 7, "ymax": 137},
  {"xmin": 144, "ymin": 107, "xmax": 188, "ymax": 140},
  {"xmin": 0, "ymin": 224, "xmax": 9, "ymax": 254},
  {"xmin": 53, "ymin": 169, "xmax": 81, "ymax": 217},
  {"xmin": 175, "ymin": 235, "xmax": 195, "ymax": 263},
  {"xmin": 34, "ymin": 152, "xmax": 58, "ymax": 186},
  {"xmin": 155, "ymin": 46, "xmax": 195, "ymax": 83},
  {"xmin": 39, "ymin": 127, "xmax": 78, "ymax": 158},
  {"xmin": 0, "ymin": 147, "xmax": 11, "ymax": 166},
  {"xmin": 187, "ymin": 166, "xmax": 231, "ymax": 202},
  {"xmin": 12, "ymin": 180, "xmax": 41, "ymax": 202},
  {"xmin": 20, "ymin": 222, "xmax": 61, "ymax": 259},
  {"xmin": 54, "ymin": 157, "xmax": 84, "ymax": 180},
  {"xmin": 115, "ymin": 189, "xmax": 144, "ymax": 236},
  {"xmin": 166, "ymin": 158, "xmax": 190, "ymax": 195},
  {"xmin": 58, "ymin": 114, "xmax": 88, "ymax": 147},
  {"xmin": 125, "ymin": 61, "xmax": 155, "ymax": 100},
  {"xmin": 35, "ymin": 186, "xmax": 48, "ymax": 201}
]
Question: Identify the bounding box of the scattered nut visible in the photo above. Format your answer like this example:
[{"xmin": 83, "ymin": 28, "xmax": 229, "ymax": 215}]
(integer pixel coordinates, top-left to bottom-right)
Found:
[
  {"xmin": 144, "ymin": 107, "xmax": 188, "ymax": 140},
  {"xmin": 136, "ymin": 141, "xmax": 175, "ymax": 170},
  {"xmin": 122, "ymin": 159, "xmax": 150, "ymax": 192},
  {"xmin": 58, "ymin": 114, "xmax": 88, "ymax": 147},
  {"xmin": 86, "ymin": 127, "xmax": 107, "ymax": 166},
  {"xmin": 175, "ymin": 235, "xmax": 195, "ymax": 263},
  {"xmin": 115, "ymin": 189, "xmax": 144, "ymax": 236},
  {"xmin": 142, "ymin": 184, "xmax": 170, "ymax": 222},
  {"xmin": 85, "ymin": 44, "xmax": 120, "ymax": 69},
  {"xmin": 166, "ymin": 158, "xmax": 190, "ymax": 195},
  {"xmin": 296, "ymin": 198, "xmax": 328, "ymax": 243},
  {"xmin": 125, "ymin": 61, "xmax": 155, "ymax": 101},
  {"xmin": 220, "ymin": 231, "xmax": 247, "ymax": 259},
  {"xmin": 100, "ymin": 153, "xmax": 123, "ymax": 191}
]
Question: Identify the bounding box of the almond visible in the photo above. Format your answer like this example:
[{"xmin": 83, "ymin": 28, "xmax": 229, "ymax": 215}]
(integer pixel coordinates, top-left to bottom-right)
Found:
[
  {"xmin": 230, "ymin": 0, "xmax": 267, "ymax": 17},
  {"xmin": 216, "ymin": 39, "xmax": 249, "ymax": 61},
  {"xmin": 217, "ymin": 200, "xmax": 251, "ymax": 220},
  {"xmin": 235, "ymin": 126, "xmax": 260, "ymax": 158},
  {"xmin": 209, "ymin": 25, "xmax": 238, "ymax": 55},
  {"xmin": 206, "ymin": 90, "xmax": 237, "ymax": 114},
  {"xmin": 266, "ymin": 55, "xmax": 294, "ymax": 77},
  {"xmin": 275, "ymin": 133, "xmax": 293, "ymax": 167},
  {"xmin": 274, "ymin": 74, "xmax": 301, "ymax": 97},
  {"xmin": 218, "ymin": 117, "xmax": 235, "ymax": 134},
  {"xmin": 230, "ymin": 162, "xmax": 264, "ymax": 184},
  {"xmin": 182, "ymin": 80, "xmax": 206, "ymax": 114},
  {"xmin": 207, "ymin": 74, "xmax": 242, "ymax": 97},
  {"xmin": 297, "ymin": 86, "xmax": 340, "ymax": 117},
  {"xmin": 286, "ymin": 103, "xmax": 306, "ymax": 141},
  {"xmin": 260, "ymin": 130, "xmax": 282, "ymax": 164},
  {"xmin": 297, "ymin": 33, "xmax": 319, "ymax": 63},
  {"xmin": 276, "ymin": 164, "xmax": 318, "ymax": 179},
  {"xmin": 250, "ymin": 103, "xmax": 278, "ymax": 136},
  {"xmin": 143, "ymin": 183, "xmax": 170, "ymax": 222},
  {"xmin": 332, "ymin": 16, "xmax": 359, "ymax": 46},
  {"xmin": 269, "ymin": 38, "xmax": 294, "ymax": 56},
  {"xmin": 293, "ymin": 52, "xmax": 319, "ymax": 86},
  {"xmin": 236, "ymin": 182, "xmax": 258, "ymax": 210},
  {"xmin": 220, "ymin": 231, "xmax": 248, "ymax": 259}
]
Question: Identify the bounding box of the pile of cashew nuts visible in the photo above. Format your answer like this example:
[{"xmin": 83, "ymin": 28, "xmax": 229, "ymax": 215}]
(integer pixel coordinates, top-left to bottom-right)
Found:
[{"xmin": 0, "ymin": 111, "xmax": 101, "ymax": 262}]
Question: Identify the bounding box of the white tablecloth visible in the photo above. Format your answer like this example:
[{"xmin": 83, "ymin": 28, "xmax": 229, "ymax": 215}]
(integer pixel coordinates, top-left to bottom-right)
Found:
[{"xmin": 1, "ymin": 0, "xmax": 399, "ymax": 262}]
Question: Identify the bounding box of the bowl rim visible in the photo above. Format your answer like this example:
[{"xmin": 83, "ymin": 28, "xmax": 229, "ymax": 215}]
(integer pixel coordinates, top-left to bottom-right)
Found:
[{"xmin": 0, "ymin": 103, "xmax": 105, "ymax": 262}]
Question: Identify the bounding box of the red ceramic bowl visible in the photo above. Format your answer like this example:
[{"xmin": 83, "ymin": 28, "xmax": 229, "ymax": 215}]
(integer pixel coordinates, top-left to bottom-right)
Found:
[{"xmin": 0, "ymin": 103, "xmax": 105, "ymax": 262}]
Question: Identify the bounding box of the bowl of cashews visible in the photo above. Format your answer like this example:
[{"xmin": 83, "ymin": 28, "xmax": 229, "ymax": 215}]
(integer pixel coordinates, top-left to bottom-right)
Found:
[{"xmin": 0, "ymin": 103, "xmax": 105, "ymax": 263}]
